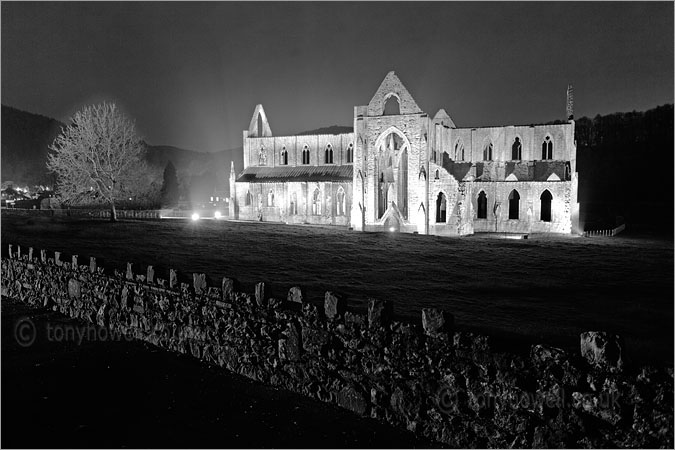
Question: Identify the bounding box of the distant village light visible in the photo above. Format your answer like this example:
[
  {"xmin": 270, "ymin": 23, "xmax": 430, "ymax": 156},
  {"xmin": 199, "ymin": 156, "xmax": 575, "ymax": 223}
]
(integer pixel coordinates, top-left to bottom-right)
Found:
[
  {"xmin": 191, "ymin": 213, "xmax": 200, "ymax": 221},
  {"xmin": 214, "ymin": 211, "xmax": 222, "ymax": 219}
]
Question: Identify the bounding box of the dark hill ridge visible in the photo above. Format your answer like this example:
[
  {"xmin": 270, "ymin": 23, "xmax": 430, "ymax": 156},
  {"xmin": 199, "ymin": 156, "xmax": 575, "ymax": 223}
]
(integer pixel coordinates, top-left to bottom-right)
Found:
[
  {"xmin": 295, "ymin": 125, "xmax": 353, "ymax": 136},
  {"xmin": 0, "ymin": 105, "xmax": 244, "ymax": 189},
  {"xmin": 1, "ymin": 105, "xmax": 64, "ymax": 186}
]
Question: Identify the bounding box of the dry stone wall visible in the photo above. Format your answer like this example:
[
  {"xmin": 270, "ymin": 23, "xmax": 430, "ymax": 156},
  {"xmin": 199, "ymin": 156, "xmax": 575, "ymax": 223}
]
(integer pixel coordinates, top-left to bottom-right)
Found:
[{"xmin": 1, "ymin": 245, "xmax": 672, "ymax": 448}]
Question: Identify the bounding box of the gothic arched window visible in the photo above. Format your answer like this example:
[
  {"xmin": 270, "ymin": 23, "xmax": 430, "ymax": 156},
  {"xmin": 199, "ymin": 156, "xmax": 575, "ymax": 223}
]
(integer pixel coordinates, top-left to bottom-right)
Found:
[
  {"xmin": 258, "ymin": 147, "xmax": 267, "ymax": 166},
  {"xmin": 455, "ymin": 140, "xmax": 465, "ymax": 161},
  {"xmin": 436, "ymin": 192, "xmax": 447, "ymax": 223},
  {"xmin": 325, "ymin": 144, "xmax": 334, "ymax": 164},
  {"xmin": 512, "ymin": 137, "xmax": 522, "ymax": 160},
  {"xmin": 540, "ymin": 190, "xmax": 552, "ymax": 222},
  {"xmin": 508, "ymin": 190, "xmax": 520, "ymax": 220},
  {"xmin": 336, "ymin": 187, "xmax": 346, "ymax": 216},
  {"xmin": 347, "ymin": 143, "xmax": 353, "ymax": 163},
  {"xmin": 383, "ymin": 95, "xmax": 400, "ymax": 115},
  {"xmin": 302, "ymin": 146, "xmax": 310, "ymax": 165},
  {"xmin": 290, "ymin": 192, "xmax": 297, "ymax": 215},
  {"xmin": 483, "ymin": 141, "xmax": 493, "ymax": 161},
  {"xmin": 542, "ymin": 136, "xmax": 553, "ymax": 160},
  {"xmin": 281, "ymin": 147, "xmax": 288, "ymax": 165},
  {"xmin": 312, "ymin": 188, "xmax": 321, "ymax": 215},
  {"xmin": 477, "ymin": 191, "xmax": 487, "ymax": 219}
]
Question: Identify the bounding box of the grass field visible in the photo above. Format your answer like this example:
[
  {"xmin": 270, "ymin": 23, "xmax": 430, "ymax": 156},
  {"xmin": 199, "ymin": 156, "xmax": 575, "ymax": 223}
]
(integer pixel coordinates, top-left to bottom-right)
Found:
[{"xmin": 2, "ymin": 213, "xmax": 673, "ymax": 366}]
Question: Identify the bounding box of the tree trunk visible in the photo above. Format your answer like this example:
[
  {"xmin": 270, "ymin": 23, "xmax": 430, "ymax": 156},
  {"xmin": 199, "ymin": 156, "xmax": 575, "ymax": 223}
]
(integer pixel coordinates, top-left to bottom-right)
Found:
[{"xmin": 110, "ymin": 202, "xmax": 117, "ymax": 222}]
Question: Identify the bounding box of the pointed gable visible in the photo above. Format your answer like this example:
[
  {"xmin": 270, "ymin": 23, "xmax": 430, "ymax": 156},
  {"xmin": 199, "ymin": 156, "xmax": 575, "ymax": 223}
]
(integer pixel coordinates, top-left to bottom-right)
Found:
[
  {"xmin": 248, "ymin": 104, "xmax": 273, "ymax": 137},
  {"xmin": 366, "ymin": 71, "xmax": 423, "ymax": 116},
  {"xmin": 433, "ymin": 109, "xmax": 456, "ymax": 128}
]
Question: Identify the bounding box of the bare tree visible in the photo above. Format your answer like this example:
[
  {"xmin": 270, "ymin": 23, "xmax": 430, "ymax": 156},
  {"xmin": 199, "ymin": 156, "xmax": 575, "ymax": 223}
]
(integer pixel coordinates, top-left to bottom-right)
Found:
[{"xmin": 47, "ymin": 102, "xmax": 148, "ymax": 221}]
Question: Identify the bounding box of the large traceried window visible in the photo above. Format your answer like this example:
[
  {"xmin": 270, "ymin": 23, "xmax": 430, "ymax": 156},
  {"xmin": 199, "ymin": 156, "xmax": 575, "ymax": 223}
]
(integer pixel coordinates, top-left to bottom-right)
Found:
[
  {"xmin": 245, "ymin": 190, "xmax": 252, "ymax": 206},
  {"xmin": 477, "ymin": 191, "xmax": 487, "ymax": 219},
  {"xmin": 540, "ymin": 190, "xmax": 552, "ymax": 222},
  {"xmin": 511, "ymin": 137, "xmax": 522, "ymax": 160},
  {"xmin": 483, "ymin": 141, "xmax": 493, "ymax": 161},
  {"xmin": 508, "ymin": 190, "xmax": 520, "ymax": 220},
  {"xmin": 267, "ymin": 189, "xmax": 274, "ymax": 207},
  {"xmin": 542, "ymin": 136, "xmax": 553, "ymax": 160}
]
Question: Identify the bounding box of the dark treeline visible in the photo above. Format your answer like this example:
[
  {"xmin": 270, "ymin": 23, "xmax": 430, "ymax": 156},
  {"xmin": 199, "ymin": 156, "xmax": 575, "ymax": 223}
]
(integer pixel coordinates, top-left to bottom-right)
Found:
[{"xmin": 573, "ymin": 104, "xmax": 673, "ymax": 233}]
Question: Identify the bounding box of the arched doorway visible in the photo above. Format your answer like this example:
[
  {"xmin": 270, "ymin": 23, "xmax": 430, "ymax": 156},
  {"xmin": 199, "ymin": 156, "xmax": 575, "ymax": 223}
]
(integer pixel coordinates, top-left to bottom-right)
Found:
[
  {"xmin": 540, "ymin": 190, "xmax": 552, "ymax": 222},
  {"xmin": 508, "ymin": 190, "xmax": 520, "ymax": 219}
]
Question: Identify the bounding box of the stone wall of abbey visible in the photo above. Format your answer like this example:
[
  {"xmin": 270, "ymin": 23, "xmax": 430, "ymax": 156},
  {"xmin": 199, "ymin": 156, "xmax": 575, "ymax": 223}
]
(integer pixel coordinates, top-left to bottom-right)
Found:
[{"xmin": 230, "ymin": 71, "xmax": 579, "ymax": 236}]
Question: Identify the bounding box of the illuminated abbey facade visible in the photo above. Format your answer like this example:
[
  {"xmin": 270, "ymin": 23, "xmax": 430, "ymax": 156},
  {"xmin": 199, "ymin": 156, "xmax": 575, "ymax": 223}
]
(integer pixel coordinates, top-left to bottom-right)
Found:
[{"xmin": 229, "ymin": 72, "xmax": 579, "ymax": 235}]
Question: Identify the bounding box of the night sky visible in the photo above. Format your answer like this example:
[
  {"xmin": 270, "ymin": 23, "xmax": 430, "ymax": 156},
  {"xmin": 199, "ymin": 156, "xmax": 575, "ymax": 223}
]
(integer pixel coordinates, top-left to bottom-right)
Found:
[{"xmin": 2, "ymin": 2, "xmax": 673, "ymax": 152}]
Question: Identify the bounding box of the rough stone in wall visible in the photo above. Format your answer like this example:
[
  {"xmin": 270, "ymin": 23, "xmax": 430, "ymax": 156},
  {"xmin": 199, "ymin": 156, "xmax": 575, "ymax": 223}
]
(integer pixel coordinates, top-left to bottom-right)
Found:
[
  {"xmin": 255, "ymin": 282, "xmax": 267, "ymax": 307},
  {"xmin": 193, "ymin": 273, "xmax": 207, "ymax": 295},
  {"xmin": 89, "ymin": 257, "xmax": 96, "ymax": 274},
  {"xmin": 287, "ymin": 286, "xmax": 303, "ymax": 304},
  {"xmin": 422, "ymin": 308, "xmax": 453, "ymax": 336},
  {"xmin": 72, "ymin": 255, "xmax": 78, "ymax": 267},
  {"xmin": 126, "ymin": 263, "xmax": 133, "ymax": 280},
  {"xmin": 67, "ymin": 278, "xmax": 81, "ymax": 299},
  {"xmin": 279, "ymin": 321, "xmax": 301, "ymax": 362},
  {"xmin": 268, "ymin": 297, "xmax": 282, "ymax": 310},
  {"xmin": 368, "ymin": 298, "xmax": 393, "ymax": 328},
  {"xmin": 28, "ymin": 247, "xmax": 33, "ymax": 261},
  {"xmin": 146, "ymin": 265, "xmax": 154, "ymax": 284},
  {"xmin": 8, "ymin": 244, "xmax": 13, "ymax": 259},
  {"xmin": 120, "ymin": 285, "xmax": 129, "ymax": 309},
  {"xmin": 337, "ymin": 385, "xmax": 369, "ymax": 416},
  {"xmin": 580, "ymin": 331, "xmax": 625, "ymax": 371},
  {"xmin": 55, "ymin": 251, "xmax": 62, "ymax": 266},
  {"xmin": 222, "ymin": 277, "xmax": 235, "ymax": 301},
  {"xmin": 324, "ymin": 291, "xmax": 344, "ymax": 320},
  {"xmin": 345, "ymin": 311, "xmax": 366, "ymax": 329},
  {"xmin": 40, "ymin": 249, "xmax": 46, "ymax": 263},
  {"xmin": 169, "ymin": 269, "xmax": 177, "ymax": 289}
]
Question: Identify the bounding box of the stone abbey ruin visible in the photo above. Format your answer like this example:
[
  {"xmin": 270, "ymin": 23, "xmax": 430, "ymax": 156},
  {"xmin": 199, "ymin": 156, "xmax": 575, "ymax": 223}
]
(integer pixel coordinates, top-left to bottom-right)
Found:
[{"xmin": 230, "ymin": 72, "xmax": 579, "ymax": 235}]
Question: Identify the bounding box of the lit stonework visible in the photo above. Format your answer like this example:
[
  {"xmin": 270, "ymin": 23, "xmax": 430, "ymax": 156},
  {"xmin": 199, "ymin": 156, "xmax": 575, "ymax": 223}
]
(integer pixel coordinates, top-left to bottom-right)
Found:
[{"xmin": 230, "ymin": 71, "xmax": 579, "ymax": 235}]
